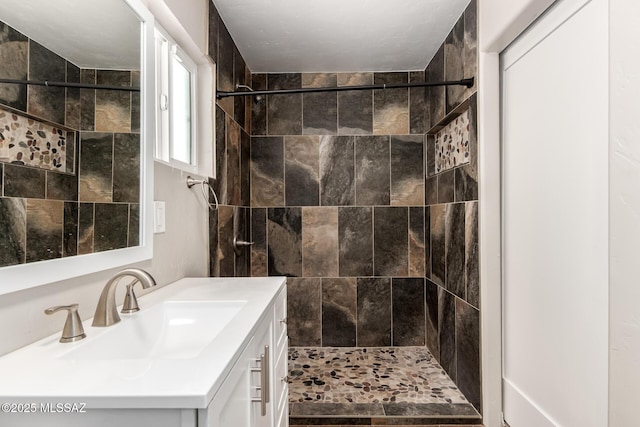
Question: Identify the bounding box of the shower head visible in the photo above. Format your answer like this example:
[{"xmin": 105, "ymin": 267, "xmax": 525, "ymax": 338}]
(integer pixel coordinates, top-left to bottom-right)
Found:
[{"xmin": 235, "ymin": 84, "xmax": 265, "ymax": 104}]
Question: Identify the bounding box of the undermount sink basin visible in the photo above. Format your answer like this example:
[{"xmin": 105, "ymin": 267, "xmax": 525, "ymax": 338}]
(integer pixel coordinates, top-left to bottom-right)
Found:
[{"xmin": 61, "ymin": 300, "xmax": 246, "ymax": 360}]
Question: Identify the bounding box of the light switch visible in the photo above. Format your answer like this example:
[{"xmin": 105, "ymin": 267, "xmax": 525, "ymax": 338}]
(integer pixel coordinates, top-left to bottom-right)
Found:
[{"xmin": 154, "ymin": 201, "xmax": 166, "ymax": 234}]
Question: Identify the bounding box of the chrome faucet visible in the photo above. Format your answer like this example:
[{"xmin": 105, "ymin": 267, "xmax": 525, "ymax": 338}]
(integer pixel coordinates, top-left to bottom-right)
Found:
[{"xmin": 92, "ymin": 268, "xmax": 156, "ymax": 327}]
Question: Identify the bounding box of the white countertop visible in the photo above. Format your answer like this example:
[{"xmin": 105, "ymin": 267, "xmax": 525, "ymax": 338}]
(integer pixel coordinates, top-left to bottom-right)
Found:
[{"xmin": 0, "ymin": 277, "xmax": 286, "ymax": 409}]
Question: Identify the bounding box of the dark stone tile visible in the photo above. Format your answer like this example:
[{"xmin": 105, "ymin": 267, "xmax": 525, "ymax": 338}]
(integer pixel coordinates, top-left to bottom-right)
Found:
[
  {"xmin": 438, "ymin": 169, "xmax": 455, "ymax": 203},
  {"xmin": 357, "ymin": 277, "xmax": 391, "ymax": 346},
  {"xmin": 446, "ymin": 203, "xmax": 466, "ymax": 299},
  {"xmin": 425, "ymin": 206, "xmax": 431, "ymax": 278},
  {"xmin": 409, "ymin": 206, "xmax": 425, "ymax": 277},
  {"xmin": 425, "ymin": 176, "xmax": 438, "ymax": 206},
  {"xmin": 373, "ymin": 72, "xmax": 408, "ymax": 135},
  {"xmin": 464, "ymin": 0, "xmax": 478, "ymax": 99},
  {"xmin": 0, "ymin": 22, "xmax": 28, "ymax": 111},
  {"xmin": 218, "ymin": 206, "xmax": 235, "ymax": 277},
  {"xmin": 95, "ymin": 70, "xmax": 131, "ymax": 132},
  {"xmin": 46, "ymin": 171, "xmax": 78, "ymax": 201},
  {"xmin": 426, "ymin": 279, "xmax": 440, "ymax": 360},
  {"xmin": 0, "ymin": 197, "xmax": 26, "ymax": 266},
  {"xmin": 27, "ymin": 41, "xmax": 65, "ymax": 125},
  {"xmin": 322, "ymin": 278, "xmax": 356, "ymax": 346},
  {"xmin": 289, "ymin": 417, "xmax": 370, "ymax": 426},
  {"xmin": 446, "ymin": 16, "xmax": 465, "ymax": 113},
  {"xmin": 213, "ymin": 105, "xmax": 227, "ymax": 204},
  {"xmin": 233, "ymin": 45, "xmax": 247, "ymax": 130},
  {"xmin": 337, "ymin": 72, "xmax": 373, "ymax": 135},
  {"xmin": 303, "ymin": 92, "xmax": 337, "ymax": 135},
  {"xmin": 113, "ymin": 133, "xmax": 140, "ymax": 203},
  {"xmin": 466, "ymin": 201, "xmax": 479, "ymax": 307},
  {"xmin": 240, "ymin": 129, "xmax": 251, "ymax": 207},
  {"xmin": 440, "ymin": 288, "xmax": 457, "ymax": 381},
  {"xmin": 65, "ymin": 131, "xmax": 77, "ymax": 175},
  {"xmin": 455, "ymin": 165, "xmax": 478, "ymax": 202},
  {"xmin": 355, "ymin": 135, "xmax": 390, "ymax": 205},
  {"xmin": 217, "ymin": 19, "xmax": 234, "ymax": 116},
  {"xmin": 430, "ymin": 204, "xmax": 446, "ymax": 286},
  {"xmin": 426, "ymin": 45, "xmax": 445, "ymax": 128},
  {"xmin": 373, "ymin": 207, "xmax": 408, "ymax": 276},
  {"xmin": 409, "ymin": 71, "xmax": 426, "ymax": 134},
  {"xmin": 77, "ymin": 202, "xmax": 94, "ymax": 255},
  {"xmin": 285, "ymin": 136, "xmax": 320, "ymax": 206},
  {"xmin": 208, "ymin": 201, "xmax": 218, "ymax": 276},
  {"xmin": 426, "ymin": 134, "xmax": 436, "ymax": 177},
  {"xmin": 251, "ymin": 136, "xmax": 284, "ymax": 207},
  {"xmin": 250, "ymin": 208, "xmax": 267, "ymax": 276},
  {"xmin": 65, "ymin": 62, "xmax": 81, "ymax": 129},
  {"xmin": 4, "ymin": 164, "xmax": 45, "ymax": 198},
  {"xmin": 226, "ymin": 116, "xmax": 241, "ymax": 205},
  {"xmin": 382, "ymin": 402, "xmax": 479, "ymax": 417},
  {"xmin": 391, "ymin": 135, "xmax": 424, "ymax": 206},
  {"xmin": 80, "ymin": 70, "xmax": 96, "ymax": 131},
  {"xmin": 250, "ymin": 74, "xmax": 267, "ymax": 136},
  {"xmin": 268, "ymin": 207, "xmax": 302, "ymax": 276},
  {"xmin": 130, "ymin": 71, "xmax": 140, "ymax": 133},
  {"xmin": 128, "ymin": 203, "xmax": 139, "ymax": 247},
  {"xmin": 338, "ymin": 207, "xmax": 373, "ymax": 277},
  {"xmin": 79, "ymin": 132, "xmax": 113, "ymax": 202},
  {"xmin": 268, "ymin": 73, "xmax": 302, "ymax": 135},
  {"xmin": 320, "ymin": 135, "xmax": 354, "ymax": 206},
  {"xmin": 392, "ymin": 278, "xmax": 425, "ymax": 346},
  {"xmin": 287, "ymin": 277, "xmax": 321, "ymax": 346},
  {"xmin": 456, "ymin": 96, "xmax": 478, "ymax": 203},
  {"xmin": 290, "ymin": 402, "xmax": 384, "ymax": 416},
  {"xmin": 234, "ymin": 207, "xmax": 250, "ymax": 276},
  {"xmin": 26, "ymin": 199, "xmax": 63, "ymax": 262},
  {"xmin": 456, "ymin": 298, "xmax": 481, "ymax": 411},
  {"xmin": 207, "ymin": 2, "xmax": 219, "ymax": 63},
  {"xmin": 94, "ymin": 203, "xmax": 128, "ymax": 252},
  {"xmin": 63, "ymin": 202, "xmax": 78, "ymax": 257},
  {"xmin": 302, "ymin": 207, "xmax": 338, "ymax": 277}
]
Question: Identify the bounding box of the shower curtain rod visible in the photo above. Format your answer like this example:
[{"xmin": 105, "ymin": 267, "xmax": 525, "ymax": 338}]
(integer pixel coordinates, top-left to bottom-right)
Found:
[
  {"xmin": 216, "ymin": 77, "xmax": 474, "ymax": 99},
  {"xmin": 0, "ymin": 78, "xmax": 140, "ymax": 92}
]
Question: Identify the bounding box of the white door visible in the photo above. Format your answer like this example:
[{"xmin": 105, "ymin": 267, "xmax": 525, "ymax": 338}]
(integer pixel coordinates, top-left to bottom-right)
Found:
[{"xmin": 501, "ymin": 0, "xmax": 608, "ymax": 426}]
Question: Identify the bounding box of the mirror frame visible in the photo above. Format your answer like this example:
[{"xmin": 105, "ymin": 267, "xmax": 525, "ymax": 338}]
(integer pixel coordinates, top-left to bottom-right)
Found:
[{"xmin": 0, "ymin": 0, "xmax": 155, "ymax": 296}]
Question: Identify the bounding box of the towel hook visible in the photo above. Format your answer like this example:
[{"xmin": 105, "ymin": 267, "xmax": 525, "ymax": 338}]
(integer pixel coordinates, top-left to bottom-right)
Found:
[{"xmin": 186, "ymin": 176, "xmax": 219, "ymax": 210}]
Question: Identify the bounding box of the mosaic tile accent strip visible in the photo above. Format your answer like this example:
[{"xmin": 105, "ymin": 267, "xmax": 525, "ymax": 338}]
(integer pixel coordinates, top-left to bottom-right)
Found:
[
  {"xmin": 0, "ymin": 108, "xmax": 73, "ymax": 172},
  {"xmin": 435, "ymin": 109, "xmax": 470, "ymax": 173}
]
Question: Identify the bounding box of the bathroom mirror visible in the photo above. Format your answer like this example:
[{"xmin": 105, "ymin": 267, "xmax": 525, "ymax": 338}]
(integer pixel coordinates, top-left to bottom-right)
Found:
[{"xmin": 0, "ymin": 0, "xmax": 155, "ymax": 295}]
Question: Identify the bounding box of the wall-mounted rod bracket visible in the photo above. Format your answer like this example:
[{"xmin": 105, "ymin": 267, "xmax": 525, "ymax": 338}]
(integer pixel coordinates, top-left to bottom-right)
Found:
[{"xmin": 0, "ymin": 78, "xmax": 140, "ymax": 92}]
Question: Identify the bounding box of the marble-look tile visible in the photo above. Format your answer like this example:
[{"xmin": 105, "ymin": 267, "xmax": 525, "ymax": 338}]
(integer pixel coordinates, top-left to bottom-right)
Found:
[
  {"xmin": 80, "ymin": 69, "xmax": 96, "ymax": 131},
  {"xmin": 337, "ymin": 72, "xmax": 373, "ymax": 135},
  {"xmin": 79, "ymin": 132, "xmax": 113, "ymax": 202},
  {"xmin": 426, "ymin": 45, "xmax": 445, "ymax": 128},
  {"xmin": 65, "ymin": 131, "xmax": 76, "ymax": 175},
  {"xmin": 409, "ymin": 207, "xmax": 425, "ymax": 277},
  {"xmin": 357, "ymin": 278, "xmax": 391, "ymax": 346},
  {"xmin": 217, "ymin": 206, "xmax": 235, "ymax": 277},
  {"xmin": 250, "ymin": 136, "xmax": 284, "ymax": 207},
  {"xmin": 0, "ymin": 22, "xmax": 28, "ymax": 111},
  {"xmin": 63, "ymin": 202, "xmax": 78, "ymax": 257},
  {"xmin": 77, "ymin": 202, "xmax": 94, "ymax": 255},
  {"xmin": 463, "ymin": 0, "xmax": 478, "ymax": 99},
  {"xmin": 208, "ymin": 202, "xmax": 218, "ymax": 276},
  {"xmin": 250, "ymin": 208, "xmax": 267, "ymax": 277},
  {"xmin": 27, "ymin": 41, "xmax": 65, "ymax": 125},
  {"xmin": 373, "ymin": 73, "xmax": 409, "ymax": 135},
  {"xmin": 95, "ymin": 70, "xmax": 132, "ymax": 132},
  {"xmin": 439, "ymin": 288, "xmax": 457, "ymax": 381},
  {"xmin": 425, "ymin": 176, "xmax": 438, "ymax": 206},
  {"xmin": 437, "ymin": 169, "xmax": 455, "ymax": 204},
  {"xmin": 207, "ymin": 2, "xmax": 219, "ymax": 63},
  {"xmin": 455, "ymin": 165, "xmax": 478, "ymax": 202},
  {"xmin": 456, "ymin": 298, "xmax": 481, "ymax": 410},
  {"xmin": 268, "ymin": 207, "xmax": 302, "ymax": 276},
  {"xmin": 226, "ymin": 115, "xmax": 241, "ymax": 206},
  {"xmin": 465, "ymin": 202, "xmax": 479, "ymax": 307},
  {"xmin": 213, "ymin": 105, "xmax": 227, "ymax": 204},
  {"xmin": 290, "ymin": 402, "xmax": 384, "ymax": 416},
  {"xmin": 130, "ymin": 71, "xmax": 141, "ymax": 134},
  {"xmin": 320, "ymin": 136, "xmax": 355, "ymax": 206},
  {"xmin": 446, "ymin": 203, "xmax": 466, "ymax": 299},
  {"xmin": 4, "ymin": 164, "xmax": 45, "ymax": 198},
  {"xmin": 288, "ymin": 277, "xmax": 322, "ymax": 346},
  {"xmin": 445, "ymin": 16, "xmax": 465, "ymax": 113},
  {"xmin": 392, "ymin": 278, "xmax": 425, "ymax": 346},
  {"xmin": 240, "ymin": 129, "xmax": 250, "ymax": 207},
  {"xmin": 338, "ymin": 207, "xmax": 373, "ymax": 277},
  {"xmin": 94, "ymin": 203, "xmax": 128, "ymax": 252},
  {"xmin": 355, "ymin": 136, "xmax": 389, "ymax": 205},
  {"xmin": 303, "ymin": 73, "xmax": 337, "ymax": 135},
  {"xmin": 322, "ymin": 278, "xmax": 356, "ymax": 346},
  {"xmin": 26, "ymin": 199, "xmax": 63, "ymax": 262},
  {"xmin": 216, "ymin": 19, "xmax": 234, "ymax": 116},
  {"xmin": 233, "ymin": 45, "xmax": 247, "ymax": 130},
  {"xmin": 391, "ymin": 135, "xmax": 424, "ymax": 206},
  {"xmin": 285, "ymin": 136, "xmax": 320, "ymax": 206},
  {"xmin": 0, "ymin": 197, "xmax": 26, "ymax": 266},
  {"xmin": 46, "ymin": 171, "xmax": 78, "ymax": 201},
  {"xmin": 409, "ymin": 71, "xmax": 426, "ymax": 134},
  {"xmin": 128, "ymin": 203, "xmax": 139, "ymax": 247},
  {"xmin": 113, "ymin": 133, "xmax": 140, "ymax": 203},
  {"xmin": 302, "ymin": 207, "xmax": 338, "ymax": 277},
  {"xmin": 65, "ymin": 62, "xmax": 81, "ymax": 130},
  {"xmin": 382, "ymin": 402, "xmax": 479, "ymax": 416},
  {"xmin": 234, "ymin": 207, "xmax": 250, "ymax": 276},
  {"xmin": 250, "ymin": 74, "xmax": 267, "ymax": 135},
  {"xmin": 430, "ymin": 204, "xmax": 445, "ymax": 286},
  {"xmin": 426, "ymin": 279, "xmax": 440, "ymax": 361},
  {"xmin": 425, "ymin": 206, "xmax": 431, "ymax": 278},
  {"xmin": 268, "ymin": 73, "xmax": 302, "ymax": 135},
  {"xmin": 373, "ymin": 207, "xmax": 408, "ymax": 277},
  {"xmin": 455, "ymin": 96, "xmax": 478, "ymax": 202},
  {"xmin": 426, "ymin": 134, "xmax": 436, "ymax": 177}
]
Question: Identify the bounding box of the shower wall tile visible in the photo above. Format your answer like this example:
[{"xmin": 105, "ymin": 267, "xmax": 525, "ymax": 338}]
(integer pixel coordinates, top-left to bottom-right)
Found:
[
  {"xmin": 426, "ymin": 45, "xmax": 445, "ymax": 128},
  {"xmin": 0, "ymin": 197, "xmax": 26, "ymax": 266},
  {"xmin": 456, "ymin": 298, "xmax": 481, "ymax": 410},
  {"xmin": 357, "ymin": 277, "xmax": 391, "ymax": 347},
  {"xmin": 251, "ymin": 208, "xmax": 267, "ymax": 277},
  {"xmin": 213, "ymin": 105, "xmax": 227, "ymax": 204},
  {"xmin": 426, "ymin": 134, "xmax": 436, "ymax": 177},
  {"xmin": 373, "ymin": 72, "xmax": 409, "ymax": 135},
  {"xmin": 322, "ymin": 278, "xmax": 357, "ymax": 347},
  {"xmin": 26, "ymin": 199, "xmax": 62, "ymax": 262},
  {"xmin": 95, "ymin": 70, "xmax": 132, "ymax": 133},
  {"xmin": 0, "ymin": 22, "xmax": 28, "ymax": 112},
  {"xmin": 250, "ymin": 136, "xmax": 284, "ymax": 207},
  {"xmin": 288, "ymin": 277, "xmax": 321, "ymax": 346},
  {"xmin": 465, "ymin": 202, "xmax": 479, "ymax": 307},
  {"xmin": 426, "ymin": 279, "xmax": 440, "ymax": 360},
  {"xmin": 303, "ymin": 73, "xmax": 337, "ymax": 135},
  {"xmin": 241, "ymin": 129, "xmax": 251, "ymax": 207},
  {"xmin": 302, "ymin": 207, "xmax": 338, "ymax": 277},
  {"xmin": 285, "ymin": 136, "xmax": 320, "ymax": 206},
  {"xmin": 338, "ymin": 207, "xmax": 373, "ymax": 277},
  {"xmin": 250, "ymin": 73, "xmax": 267, "ymax": 136},
  {"xmin": 268, "ymin": 207, "xmax": 302, "ymax": 277},
  {"xmin": 409, "ymin": 71, "xmax": 426, "ymax": 134},
  {"xmin": 463, "ymin": 0, "xmax": 478, "ymax": 98},
  {"xmin": 226, "ymin": 115, "xmax": 241, "ymax": 206},
  {"xmin": 437, "ymin": 169, "xmax": 455, "ymax": 204},
  {"xmin": 79, "ymin": 132, "xmax": 113, "ymax": 203},
  {"xmin": 80, "ymin": 69, "xmax": 96, "ymax": 131},
  {"xmin": 27, "ymin": 40, "xmax": 65, "ymax": 125},
  {"xmin": 439, "ymin": 288, "xmax": 457, "ymax": 381},
  {"xmin": 234, "ymin": 207, "xmax": 250, "ymax": 276},
  {"xmin": 435, "ymin": 110, "xmax": 471, "ymax": 173},
  {"xmin": 65, "ymin": 62, "xmax": 81, "ymax": 130},
  {"xmin": 268, "ymin": 73, "xmax": 302, "ymax": 135},
  {"xmin": 445, "ymin": 16, "xmax": 465, "ymax": 113},
  {"xmin": 320, "ymin": 136, "xmax": 355, "ymax": 206},
  {"xmin": 63, "ymin": 202, "xmax": 78, "ymax": 257},
  {"xmin": 207, "ymin": 2, "xmax": 219, "ymax": 64},
  {"xmin": 392, "ymin": 278, "xmax": 425, "ymax": 346},
  {"xmin": 208, "ymin": 204, "xmax": 219, "ymax": 277},
  {"xmin": 4, "ymin": 164, "xmax": 45, "ymax": 199},
  {"xmin": 409, "ymin": 207, "xmax": 425, "ymax": 277},
  {"xmin": 337, "ymin": 72, "xmax": 373, "ymax": 135},
  {"xmin": 355, "ymin": 136, "xmax": 390, "ymax": 205},
  {"xmin": 430, "ymin": 204, "xmax": 446, "ymax": 286},
  {"xmin": 131, "ymin": 71, "xmax": 140, "ymax": 133},
  {"xmin": 113, "ymin": 133, "xmax": 140, "ymax": 203},
  {"xmin": 391, "ymin": 135, "xmax": 424, "ymax": 205},
  {"xmin": 46, "ymin": 171, "xmax": 78, "ymax": 201},
  {"xmin": 94, "ymin": 203, "xmax": 128, "ymax": 252},
  {"xmin": 128, "ymin": 203, "xmax": 139, "ymax": 247},
  {"xmin": 424, "ymin": 206, "xmax": 432, "ymax": 278},
  {"xmin": 373, "ymin": 207, "xmax": 408, "ymax": 277},
  {"xmin": 446, "ymin": 203, "xmax": 466, "ymax": 299},
  {"xmin": 217, "ymin": 19, "xmax": 235, "ymax": 116},
  {"xmin": 425, "ymin": 176, "xmax": 438, "ymax": 206},
  {"xmin": 217, "ymin": 205, "xmax": 235, "ymax": 277},
  {"xmin": 233, "ymin": 45, "xmax": 248, "ymax": 130},
  {"xmin": 77, "ymin": 203, "xmax": 94, "ymax": 255}
]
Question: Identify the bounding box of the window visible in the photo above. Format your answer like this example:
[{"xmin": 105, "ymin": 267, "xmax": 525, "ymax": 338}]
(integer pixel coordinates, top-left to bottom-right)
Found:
[{"xmin": 154, "ymin": 26, "xmax": 197, "ymax": 170}]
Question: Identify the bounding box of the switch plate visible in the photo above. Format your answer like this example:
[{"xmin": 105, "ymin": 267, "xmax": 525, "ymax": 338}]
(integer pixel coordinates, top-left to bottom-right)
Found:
[{"xmin": 154, "ymin": 201, "xmax": 166, "ymax": 233}]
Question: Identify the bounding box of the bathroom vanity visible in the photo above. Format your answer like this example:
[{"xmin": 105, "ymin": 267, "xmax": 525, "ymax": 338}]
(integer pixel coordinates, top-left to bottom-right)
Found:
[{"xmin": 0, "ymin": 277, "xmax": 287, "ymax": 427}]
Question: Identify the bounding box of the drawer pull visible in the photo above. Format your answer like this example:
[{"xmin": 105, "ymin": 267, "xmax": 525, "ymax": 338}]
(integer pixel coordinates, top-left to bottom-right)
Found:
[
  {"xmin": 251, "ymin": 354, "xmax": 267, "ymax": 416},
  {"xmin": 280, "ymin": 318, "xmax": 287, "ymax": 325},
  {"xmin": 281, "ymin": 375, "xmax": 289, "ymax": 383}
]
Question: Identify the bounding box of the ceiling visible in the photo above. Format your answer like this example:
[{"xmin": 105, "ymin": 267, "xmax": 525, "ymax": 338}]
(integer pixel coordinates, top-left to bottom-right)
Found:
[{"xmin": 212, "ymin": 0, "xmax": 471, "ymax": 73}]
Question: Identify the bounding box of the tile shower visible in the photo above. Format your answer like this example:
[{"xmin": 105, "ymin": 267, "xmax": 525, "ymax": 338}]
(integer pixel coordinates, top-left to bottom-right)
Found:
[{"xmin": 208, "ymin": 0, "xmax": 480, "ymax": 424}]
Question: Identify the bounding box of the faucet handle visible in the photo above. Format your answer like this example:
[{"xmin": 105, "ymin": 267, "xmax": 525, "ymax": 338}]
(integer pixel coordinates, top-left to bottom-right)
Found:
[
  {"xmin": 44, "ymin": 304, "xmax": 86, "ymax": 343},
  {"xmin": 121, "ymin": 279, "xmax": 141, "ymax": 314}
]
